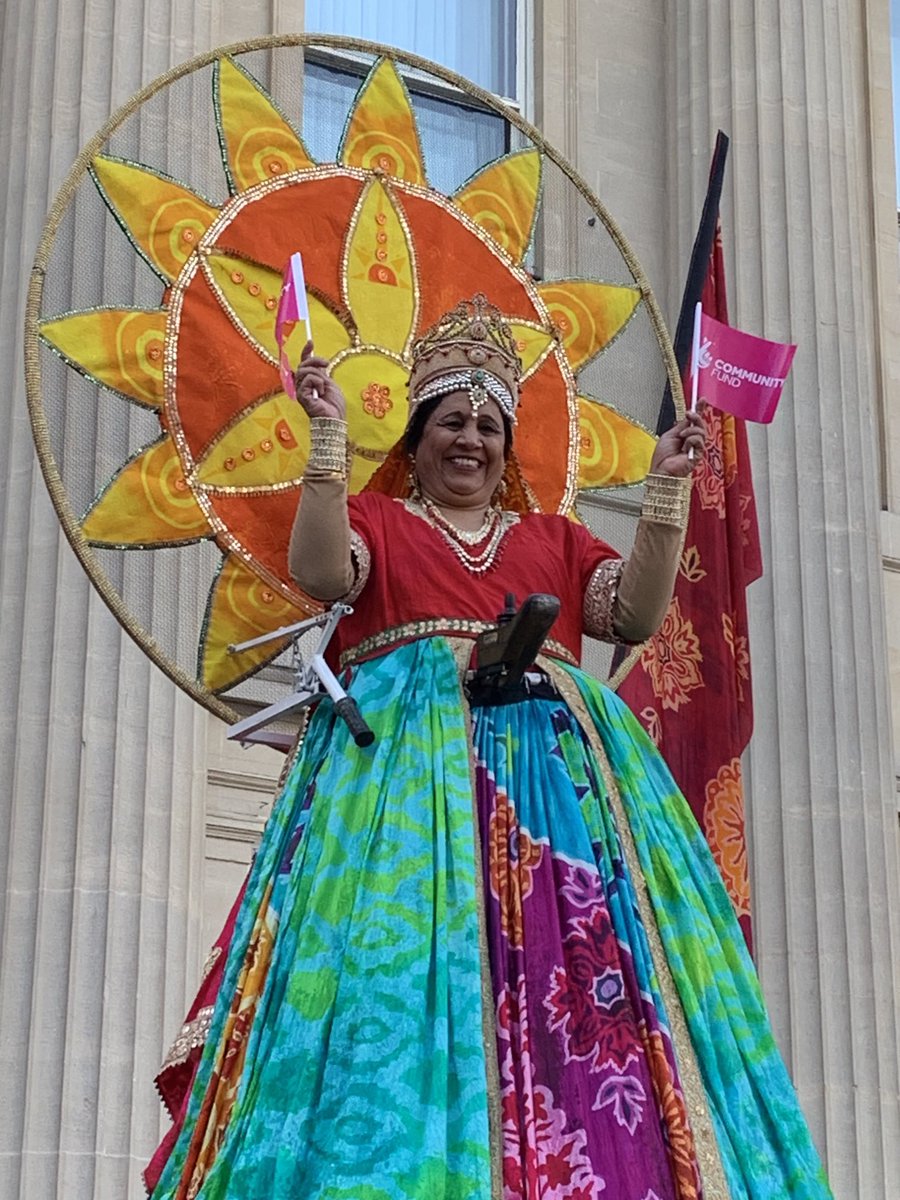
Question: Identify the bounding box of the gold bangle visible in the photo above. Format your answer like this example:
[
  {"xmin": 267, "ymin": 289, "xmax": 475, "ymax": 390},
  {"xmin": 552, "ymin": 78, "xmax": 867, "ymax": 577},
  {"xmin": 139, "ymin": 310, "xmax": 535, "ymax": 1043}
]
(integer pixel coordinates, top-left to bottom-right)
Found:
[
  {"xmin": 641, "ymin": 472, "xmax": 690, "ymax": 527},
  {"xmin": 307, "ymin": 416, "xmax": 348, "ymax": 477}
]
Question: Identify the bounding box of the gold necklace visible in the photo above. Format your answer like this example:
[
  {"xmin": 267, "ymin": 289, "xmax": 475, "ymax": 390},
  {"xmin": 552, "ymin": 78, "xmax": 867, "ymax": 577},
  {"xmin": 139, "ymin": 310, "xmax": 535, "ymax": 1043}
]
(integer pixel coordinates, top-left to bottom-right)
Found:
[
  {"xmin": 420, "ymin": 494, "xmax": 497, "ymax": 544},
  {"xmin": 405, "ymin": 496, "xmax": 519, "ymax": 574}
]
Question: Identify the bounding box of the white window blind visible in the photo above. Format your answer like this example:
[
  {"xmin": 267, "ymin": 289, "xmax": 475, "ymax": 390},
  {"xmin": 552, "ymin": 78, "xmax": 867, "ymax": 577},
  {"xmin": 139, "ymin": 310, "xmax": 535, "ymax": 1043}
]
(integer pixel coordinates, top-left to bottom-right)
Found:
[{"xmin": 305, "ymin": 0, "xmax": 517, "ymax": 99}]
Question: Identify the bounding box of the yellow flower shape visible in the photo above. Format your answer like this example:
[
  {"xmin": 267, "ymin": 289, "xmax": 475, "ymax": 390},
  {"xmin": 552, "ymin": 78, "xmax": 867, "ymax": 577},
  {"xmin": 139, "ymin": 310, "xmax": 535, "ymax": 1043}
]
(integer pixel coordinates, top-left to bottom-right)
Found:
[{"xmin": 36, "ymin": 49, "xmax": 662, "ymax": 696}]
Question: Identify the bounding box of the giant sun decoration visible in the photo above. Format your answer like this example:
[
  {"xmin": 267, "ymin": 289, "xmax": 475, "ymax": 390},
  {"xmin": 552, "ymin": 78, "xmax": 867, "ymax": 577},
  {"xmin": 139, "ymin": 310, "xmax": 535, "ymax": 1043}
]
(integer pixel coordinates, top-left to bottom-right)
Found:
[{"xmin": 26, "ymin": 38, "xmax": 680, "ymax": 716}]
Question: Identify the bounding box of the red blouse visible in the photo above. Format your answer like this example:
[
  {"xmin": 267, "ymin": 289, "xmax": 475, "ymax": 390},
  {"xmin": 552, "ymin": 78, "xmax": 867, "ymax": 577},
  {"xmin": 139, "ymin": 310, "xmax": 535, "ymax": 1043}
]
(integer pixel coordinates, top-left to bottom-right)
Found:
[{"xmin": 331, "ymin": 493, "xmax": 620, "ymax": 668}]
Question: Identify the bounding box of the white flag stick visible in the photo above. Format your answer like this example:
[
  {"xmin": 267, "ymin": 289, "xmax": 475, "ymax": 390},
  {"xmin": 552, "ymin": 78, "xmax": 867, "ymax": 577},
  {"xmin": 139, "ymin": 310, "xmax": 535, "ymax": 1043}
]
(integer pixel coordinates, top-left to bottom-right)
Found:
[
  {"xmin": 686, "ymin": 300, "xmax": 703, "ymax": 463},
  {"xmin": 690, "ymin": 300, "xmax": 702, "ymax": 414}
]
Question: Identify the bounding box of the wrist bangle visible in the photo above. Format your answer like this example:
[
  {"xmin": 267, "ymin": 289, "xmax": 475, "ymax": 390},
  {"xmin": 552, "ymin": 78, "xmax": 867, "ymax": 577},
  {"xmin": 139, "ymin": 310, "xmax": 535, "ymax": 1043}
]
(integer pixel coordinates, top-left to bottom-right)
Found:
[
  {"xmin": 307, "ymin": 417, "xmax": 348, "ymax": 477},
  {"xmin": 641, "ymin": 472, "xmax": 690, "ymax": 527}
]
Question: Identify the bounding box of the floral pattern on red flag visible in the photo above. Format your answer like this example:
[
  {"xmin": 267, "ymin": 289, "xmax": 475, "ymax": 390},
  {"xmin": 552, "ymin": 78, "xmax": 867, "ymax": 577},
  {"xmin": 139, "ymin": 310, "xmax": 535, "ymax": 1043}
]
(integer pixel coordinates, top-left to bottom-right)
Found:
[{"xmin": 618, "ymin": 225, "xmax": 761, "ymax": 949}]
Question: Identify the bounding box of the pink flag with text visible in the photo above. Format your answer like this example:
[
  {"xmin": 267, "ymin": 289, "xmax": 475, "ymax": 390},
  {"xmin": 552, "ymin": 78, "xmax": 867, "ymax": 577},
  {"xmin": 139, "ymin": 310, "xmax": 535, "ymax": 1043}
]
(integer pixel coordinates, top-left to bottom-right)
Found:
[{"xmin": 697, "ymin": 310, "xmax": 796, "ymax": 423}]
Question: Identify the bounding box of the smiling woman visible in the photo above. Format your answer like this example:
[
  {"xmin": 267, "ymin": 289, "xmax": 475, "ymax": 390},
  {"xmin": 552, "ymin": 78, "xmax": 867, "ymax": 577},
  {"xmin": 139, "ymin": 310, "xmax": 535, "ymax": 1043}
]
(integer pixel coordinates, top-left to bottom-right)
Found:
[
  {"xmin": 410, "ymin": 398, "xmax": 508, "ymax": 514},
  {"xmin": 20, "ymin": 33, "xmax": 841, "ymax": 1200},
  {"xmin": 144, "ymin": 294, "xmax": 835, "ymax": 1200}
]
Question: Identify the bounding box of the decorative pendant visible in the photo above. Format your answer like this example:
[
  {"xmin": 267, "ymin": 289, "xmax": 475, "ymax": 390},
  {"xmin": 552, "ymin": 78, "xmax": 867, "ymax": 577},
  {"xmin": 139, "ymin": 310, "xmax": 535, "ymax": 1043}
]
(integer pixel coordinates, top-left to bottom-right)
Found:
[{"xmin": 404, "ymin": 496, "xmax": 519, "ymax": 574}]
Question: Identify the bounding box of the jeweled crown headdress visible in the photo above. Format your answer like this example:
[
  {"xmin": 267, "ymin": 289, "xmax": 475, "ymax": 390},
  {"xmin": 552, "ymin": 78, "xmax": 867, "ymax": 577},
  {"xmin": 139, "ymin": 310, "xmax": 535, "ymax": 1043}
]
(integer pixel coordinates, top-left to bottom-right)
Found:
[{"xmin": 407, "ymin": 293, "xmax": 522, "ymax": 424}]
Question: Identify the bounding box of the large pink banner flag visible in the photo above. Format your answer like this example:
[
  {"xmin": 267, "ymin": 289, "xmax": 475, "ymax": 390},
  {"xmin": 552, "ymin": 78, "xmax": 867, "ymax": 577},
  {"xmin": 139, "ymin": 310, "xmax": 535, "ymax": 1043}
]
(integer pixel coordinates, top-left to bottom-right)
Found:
[{"xmin": 696, "ymin": 310, "xmax": 796, "ymax": 423}]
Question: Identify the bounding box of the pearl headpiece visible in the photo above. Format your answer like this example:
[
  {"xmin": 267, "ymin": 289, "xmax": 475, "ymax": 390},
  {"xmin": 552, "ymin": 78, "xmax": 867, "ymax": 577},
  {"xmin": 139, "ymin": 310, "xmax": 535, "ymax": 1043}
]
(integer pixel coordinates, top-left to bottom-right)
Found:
[{"xmin": 407, "ymin": 294, "xmax": 522, "ymax": 425}]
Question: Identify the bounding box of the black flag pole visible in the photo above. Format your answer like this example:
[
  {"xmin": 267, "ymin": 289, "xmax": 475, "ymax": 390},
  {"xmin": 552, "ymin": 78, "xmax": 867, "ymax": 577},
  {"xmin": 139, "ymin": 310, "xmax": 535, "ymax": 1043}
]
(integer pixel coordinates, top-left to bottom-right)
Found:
[
  {"xmin": 610, "ymin": 132, "xmax": 730, "ymax": 681},
  {"xmin": 655, "ymin": 130, "xmax": 730, "ymax": 434}
]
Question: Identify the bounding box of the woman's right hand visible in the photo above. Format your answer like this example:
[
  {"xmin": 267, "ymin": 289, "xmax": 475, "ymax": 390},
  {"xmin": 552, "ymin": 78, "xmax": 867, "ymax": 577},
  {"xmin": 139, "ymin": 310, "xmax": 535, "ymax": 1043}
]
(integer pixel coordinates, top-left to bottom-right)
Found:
[{"xmin": 294, "ymin": 341, "xmax": 346, "ymax": 420}]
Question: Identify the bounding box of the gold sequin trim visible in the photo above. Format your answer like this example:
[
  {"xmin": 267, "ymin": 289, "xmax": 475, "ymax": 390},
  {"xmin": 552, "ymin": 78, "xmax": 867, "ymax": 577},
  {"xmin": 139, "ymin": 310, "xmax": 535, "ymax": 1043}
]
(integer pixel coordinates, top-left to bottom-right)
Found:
[
  {"xmin": 642, "ymin": 472, "xmax": 691, "ymax": 527},
  {"xmin": 200, "ymin": 944, "xmax": 223, "ymax": 984},
  {"xmin": 341, "ymin": 530, "xmax": 371, "ymax": 603},
  {"xmin": 542, "ymin": 663, "xmax": 732, "ymax": 1200},
  {"xmin": 582, "ymin": 557, "xmax": 627, "ymax": 643},
  {"xmin": 276, "ymin": 706, "xmax": 311, "ymax": 790},
  {"xmin": 159, "ymin": 1004, "xmax": 215, "ymax": 1073},
  {"xmin": 339, "ymin": 619, "xmax": 578, "ymax": 670},
  {"xmin": 445, "ymin": 635, "xmax": 503, "ymax": 1200}
]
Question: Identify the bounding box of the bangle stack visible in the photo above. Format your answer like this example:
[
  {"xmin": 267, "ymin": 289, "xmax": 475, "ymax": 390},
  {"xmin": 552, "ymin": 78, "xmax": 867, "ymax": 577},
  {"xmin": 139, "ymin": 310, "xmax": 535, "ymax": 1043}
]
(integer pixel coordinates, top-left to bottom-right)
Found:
[
  {"xmin": 641, "ymin": 473, "xmax": 690, "ymax": 527},
  {"xmin": 307, "ymin": 417, "xmax": 348, "ymax": 478}
]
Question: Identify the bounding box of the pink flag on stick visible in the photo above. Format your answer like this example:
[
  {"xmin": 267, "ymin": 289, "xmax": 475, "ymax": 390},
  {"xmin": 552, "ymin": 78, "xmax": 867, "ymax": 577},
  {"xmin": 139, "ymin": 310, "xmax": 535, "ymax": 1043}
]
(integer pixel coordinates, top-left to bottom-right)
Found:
[
  {"xmin": 693, "ymin": 307, "xmax": 796, "ymax": 424},
  {"xmin": 276, "ymin": 252, "xmax": 311, "ymax": 400}
]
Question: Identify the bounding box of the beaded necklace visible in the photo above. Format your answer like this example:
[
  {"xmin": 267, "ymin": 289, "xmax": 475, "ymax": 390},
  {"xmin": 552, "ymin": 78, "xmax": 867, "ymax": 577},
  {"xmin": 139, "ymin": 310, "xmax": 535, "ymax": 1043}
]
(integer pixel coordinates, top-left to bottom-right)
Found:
[
  {"xmin": 420, "ymin": 494, "xmax": 497, "ymax": 544},
  {"xmin": 405, "ymin": 495, "xmax": 519, "ymax": 574}
]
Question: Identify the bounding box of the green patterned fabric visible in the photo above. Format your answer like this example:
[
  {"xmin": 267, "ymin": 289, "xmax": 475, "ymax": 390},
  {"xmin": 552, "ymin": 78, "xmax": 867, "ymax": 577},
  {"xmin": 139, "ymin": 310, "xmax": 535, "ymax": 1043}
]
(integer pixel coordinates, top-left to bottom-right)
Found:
[
  {"xmin": 153, "ymin": 639, "xmax": 493, "ymax": 1199},
  {"xmin": 152, "ymin": 639, "xmax": 834, "ymax": 1199}
]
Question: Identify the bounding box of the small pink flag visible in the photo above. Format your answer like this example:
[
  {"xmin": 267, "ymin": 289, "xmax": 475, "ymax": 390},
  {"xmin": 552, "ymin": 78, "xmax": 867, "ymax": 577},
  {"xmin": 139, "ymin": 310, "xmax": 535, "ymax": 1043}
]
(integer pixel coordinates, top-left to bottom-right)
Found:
[
  {"xmin": 695, "ymin": 310, "xmax": 796, "ymax": 423},
  {"xmin": 276, "ymin": 252, "xmax": 311, "ymax": 400}
]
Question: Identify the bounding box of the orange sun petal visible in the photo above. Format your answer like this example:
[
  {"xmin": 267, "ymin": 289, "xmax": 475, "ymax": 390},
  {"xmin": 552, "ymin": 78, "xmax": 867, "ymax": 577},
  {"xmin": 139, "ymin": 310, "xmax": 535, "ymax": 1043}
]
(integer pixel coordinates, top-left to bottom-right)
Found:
[
  {"xmin": 454, "ymin": 149, "xmax": 541, "ymax": 264},
  {"xmin": 200, "ymin": 554, "xmax": 316, "ymax": 693},
  {"xmin": 41, "ymin": 308, "xmax": 166, "ymax": 409},
  {"xmin": 339, "ymin": 58, "xmax": 426, "ymax": 184},
  {"xmin": 539, "ymin": 279, "xmax": 641, "ymax": 372},
  {"xmin": 92, "ymin": 155, "xmax": 218, "ymax": 282},
  {"xmin": 216, "ymin": 56, "xmax": 314, "ymax": 193},
  {"xmin": 83, "ymin": 436, "xmax": 211, "ymax": 546}
]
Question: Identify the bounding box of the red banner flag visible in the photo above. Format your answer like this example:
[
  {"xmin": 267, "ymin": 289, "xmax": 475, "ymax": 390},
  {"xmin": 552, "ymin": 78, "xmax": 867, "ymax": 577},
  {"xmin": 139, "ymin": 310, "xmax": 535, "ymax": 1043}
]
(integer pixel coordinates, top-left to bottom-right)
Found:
[
  {"xmin": 695, "ymin": 310, "xmax": 795, "ymax": 423},
  {"xmin": 619, "ymin": 226, "xmax": 762, "ymax": 950}
]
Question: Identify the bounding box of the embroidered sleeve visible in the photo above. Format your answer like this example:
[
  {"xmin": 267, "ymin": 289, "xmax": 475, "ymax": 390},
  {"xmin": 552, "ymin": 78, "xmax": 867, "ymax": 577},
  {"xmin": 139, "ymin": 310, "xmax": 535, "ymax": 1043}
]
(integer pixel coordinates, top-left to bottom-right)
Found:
[
  {"xmin": 159, "ymin": 1005, "xmax": 215, "ymax": 1073},
  {"xmin": 340, "ymin": 529, "xmax": 372, "ymax": 603},
  {"xmin": 582, "ymin": 557, "xmax": 629, "ymax": 642}
]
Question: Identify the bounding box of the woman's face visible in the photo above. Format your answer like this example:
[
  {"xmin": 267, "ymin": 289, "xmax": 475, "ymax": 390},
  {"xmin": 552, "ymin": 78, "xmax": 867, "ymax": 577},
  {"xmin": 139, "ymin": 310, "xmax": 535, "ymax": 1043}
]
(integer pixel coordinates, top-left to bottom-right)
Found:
[{"xmin": 414, "ymin": 393, "xmax": 506, "ymax": 509}]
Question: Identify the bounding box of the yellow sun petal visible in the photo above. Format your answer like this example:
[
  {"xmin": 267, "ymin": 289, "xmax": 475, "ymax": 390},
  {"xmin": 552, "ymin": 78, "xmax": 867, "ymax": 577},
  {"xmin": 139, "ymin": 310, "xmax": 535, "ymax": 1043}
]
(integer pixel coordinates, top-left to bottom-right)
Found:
[
  {"xmin": 538, "ymin": 280, "xmax": 641, "ymax": 372},
  {"xmin": 40, "ymin": 308, "xmax": 166, "ymax": 409},
  {"xmin": 202, "ymin": 252, "xmax": 354, "ymax": 368},
  {"xmin": 332, "ymin": 348, "xmax": 409, "ymax": 491},
  {"xmin": 454, "ymin": 149, "xmax": 541, "ymax": 263},
  {"xmin": 339, "ymin": 58, "xmax": 426, "ymax": 184},
  {"xmin": 343, "ymin": 179, "xmax": 417, "ymax": 354},
  {"xmin": 216, "ymin": 56, "xmax": 315, "ymax": 193},
  {"xmin": 92, "ymin": 156, "xmax": 219, "ymax": 282},
  {"xmin": 83, "ymin": 437, "xmax": 211, "ymax": 545},
  {"xmin": 577, "ymin": 396, "xmax": 656, "ymax": 489},
  {"xmin": 194, "ymin": 394, "xmax": 312, "ymax": 489},
  {"xmin": 200, "ymin": 554, "xmax": 315, "ymax": 693},
  {"xmin": 506, "ymin": 322, "xmax": 555, "ymax": 380}
]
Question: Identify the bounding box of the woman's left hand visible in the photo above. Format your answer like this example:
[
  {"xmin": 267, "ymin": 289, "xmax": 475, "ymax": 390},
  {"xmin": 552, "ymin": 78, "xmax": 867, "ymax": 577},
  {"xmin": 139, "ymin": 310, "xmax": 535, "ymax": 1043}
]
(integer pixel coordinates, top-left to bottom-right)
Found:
[{"xmin": 649, "ymin": 410, "xmax": 707, "ymax": 477}]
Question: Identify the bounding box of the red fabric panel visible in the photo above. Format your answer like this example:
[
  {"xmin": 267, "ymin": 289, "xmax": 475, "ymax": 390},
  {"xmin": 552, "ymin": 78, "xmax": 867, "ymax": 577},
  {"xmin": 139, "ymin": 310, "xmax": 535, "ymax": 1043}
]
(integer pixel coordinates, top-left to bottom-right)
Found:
[
  {"xmin": 398, "ymin": 191, "xmax": 539, "ymax": 333},
  {"xmin": 218, "ymin": 174, "xmax": 364, "ymax": 298},
  {"xmin": 618, "ymin": 227, "xmax": 762, "ymax": 951},
  {"xmin": 173, "ymin": 270, "xmax": 279, "ymax": 456}
]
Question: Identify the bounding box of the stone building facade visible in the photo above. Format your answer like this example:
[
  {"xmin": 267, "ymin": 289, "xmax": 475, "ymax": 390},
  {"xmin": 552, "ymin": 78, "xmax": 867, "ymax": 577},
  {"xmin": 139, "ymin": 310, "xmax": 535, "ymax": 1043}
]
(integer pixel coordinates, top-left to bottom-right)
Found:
[{"xmin": 0, "ymin": 2, "xmax": 898, "ymax": 1198}]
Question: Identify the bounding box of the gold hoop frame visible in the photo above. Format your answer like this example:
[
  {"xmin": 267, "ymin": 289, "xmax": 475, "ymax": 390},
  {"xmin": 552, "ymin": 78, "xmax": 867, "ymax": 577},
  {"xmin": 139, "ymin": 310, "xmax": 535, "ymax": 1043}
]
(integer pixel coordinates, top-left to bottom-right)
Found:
[{"xmin": 24, "ymin": 34, "xmax": 685, "ymax": 720}]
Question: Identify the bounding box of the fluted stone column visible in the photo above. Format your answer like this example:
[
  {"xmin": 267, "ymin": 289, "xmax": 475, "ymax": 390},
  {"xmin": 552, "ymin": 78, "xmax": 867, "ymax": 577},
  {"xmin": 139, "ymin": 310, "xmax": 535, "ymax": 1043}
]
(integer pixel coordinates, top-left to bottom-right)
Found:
[
  {"xmin": 668, "ymin": 2, "xmax": 900, "ymax": 1196},
  {"xmin": 0, "ymin": 3, "xmax": 220, "ymax": 1198},
  {"xmin": 537, "ymin": 1, "xmax": 900, "ymax": 1196}
]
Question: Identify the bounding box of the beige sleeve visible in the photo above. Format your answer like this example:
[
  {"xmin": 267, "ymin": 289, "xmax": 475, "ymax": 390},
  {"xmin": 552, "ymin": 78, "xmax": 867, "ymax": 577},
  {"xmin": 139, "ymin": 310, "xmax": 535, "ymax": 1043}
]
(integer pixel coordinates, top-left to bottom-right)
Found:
[
  {"xmin": 613, "ymin": 473, "xmax": 689, "ymax": 641},
  {"xmin": 582, "ymin": 473, "xmax": 689, "ymax": 644},
  {"xmin": 611, "ymin": 518, "xmax": 683, "ymax": 641},
  {"xmin": 288, "ymin": 469, "xmax": 357, "ymax": 601}
]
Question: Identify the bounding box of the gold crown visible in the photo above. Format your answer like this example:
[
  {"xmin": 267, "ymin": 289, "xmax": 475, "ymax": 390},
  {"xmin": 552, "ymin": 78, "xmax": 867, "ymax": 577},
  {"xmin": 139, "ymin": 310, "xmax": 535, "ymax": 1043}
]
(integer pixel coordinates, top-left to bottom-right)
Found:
[{"xmin": 408, "ymin": 294, "xmax": 522, "ymax": 421}]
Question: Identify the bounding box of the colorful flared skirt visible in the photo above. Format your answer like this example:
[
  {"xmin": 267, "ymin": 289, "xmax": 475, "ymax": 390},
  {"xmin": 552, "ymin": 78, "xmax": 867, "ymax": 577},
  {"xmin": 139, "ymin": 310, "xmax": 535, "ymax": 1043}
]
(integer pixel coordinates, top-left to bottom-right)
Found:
[{"xmin": 149, "ymin": 637, "xmax": 833, "ymax": 1200}]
